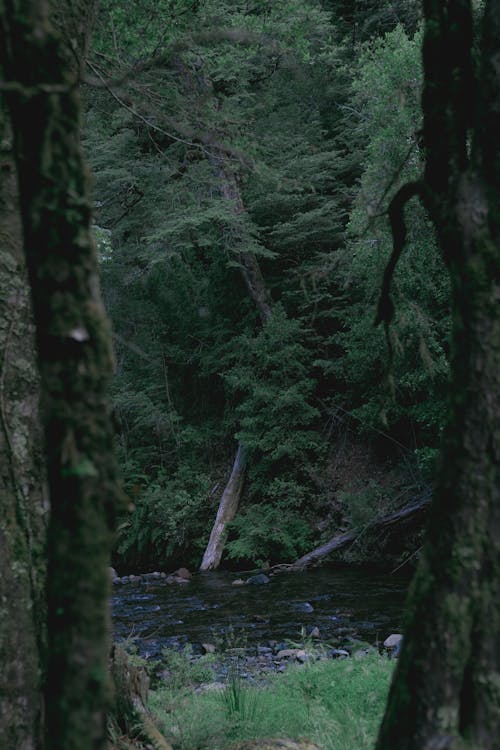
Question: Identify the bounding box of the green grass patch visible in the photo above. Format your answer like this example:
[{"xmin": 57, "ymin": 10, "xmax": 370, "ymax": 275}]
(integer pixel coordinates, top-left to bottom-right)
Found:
[{"xmin": 149, "ymin": 655, "xmax": 394, "ymax": 750}]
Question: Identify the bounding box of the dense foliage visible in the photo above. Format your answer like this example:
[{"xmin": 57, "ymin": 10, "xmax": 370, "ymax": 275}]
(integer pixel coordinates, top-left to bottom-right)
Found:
[{"xmin": 83, "ymin": 0, "xmax": 447, "ymax": 571}]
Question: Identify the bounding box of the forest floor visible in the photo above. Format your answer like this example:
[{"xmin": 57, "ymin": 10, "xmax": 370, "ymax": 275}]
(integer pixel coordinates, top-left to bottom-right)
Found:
[{"xmin": 148, "ymin": 652, "xmax": 394, "ymax": 750}]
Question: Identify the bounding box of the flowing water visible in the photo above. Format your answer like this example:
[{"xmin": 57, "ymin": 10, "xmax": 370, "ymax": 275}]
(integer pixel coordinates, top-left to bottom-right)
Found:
[{"xmin": 111, "ymin": 567, "xmax": 410, "ymax": 659}]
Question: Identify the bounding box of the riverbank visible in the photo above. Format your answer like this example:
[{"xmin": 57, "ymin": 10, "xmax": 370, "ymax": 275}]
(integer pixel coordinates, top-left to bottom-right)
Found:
[
  {"xmin": 148, "ymin": 652, "xmax": 394, "ymax": 750},
  {"xmin": 111, "ymin": 567, "xmax": 409, "ymax": 664}
]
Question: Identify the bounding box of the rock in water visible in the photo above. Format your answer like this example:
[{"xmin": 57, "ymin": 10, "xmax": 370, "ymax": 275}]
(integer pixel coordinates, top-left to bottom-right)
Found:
[
  {"xmin": 173, "ymin": 567, "xmax": 192, "ymax": 580},
  {"xmin": 229, "ymin": 739, "xmax": 321, "ymax": 750},
  {"xmin": 246, "ymin": 573, "xmax": 270, "ymax": 585}
]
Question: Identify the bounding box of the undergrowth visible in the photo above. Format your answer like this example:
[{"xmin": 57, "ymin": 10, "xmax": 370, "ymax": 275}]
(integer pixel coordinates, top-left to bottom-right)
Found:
[{"xmin": 149, "ymin": 654, "xmax": 394, "ymax": 750}]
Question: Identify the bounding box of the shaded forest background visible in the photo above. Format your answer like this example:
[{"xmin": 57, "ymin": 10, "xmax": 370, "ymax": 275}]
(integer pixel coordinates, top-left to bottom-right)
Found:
[{"xmin": 83, "ymin": 0, "xmax": 449, "ymax": 572}]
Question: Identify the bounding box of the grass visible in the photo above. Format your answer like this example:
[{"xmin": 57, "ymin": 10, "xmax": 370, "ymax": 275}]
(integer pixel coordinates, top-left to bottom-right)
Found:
[{"xmin": 149, "ymin": 654, "xmax": 395, "ymax": 750}]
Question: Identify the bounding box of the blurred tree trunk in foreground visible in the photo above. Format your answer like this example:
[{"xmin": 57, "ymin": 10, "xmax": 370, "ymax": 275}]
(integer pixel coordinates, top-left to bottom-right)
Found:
[
  {"xmin": 0, "ymin": 105, "xmax": 48, "ymax": 750},
  {"xmin": 376, "ymin": 2, "xmax": 500, "ymax": 748},
  {"xmin": 0, "ymin": 1, "xmax": 122, "ymax": 748}
]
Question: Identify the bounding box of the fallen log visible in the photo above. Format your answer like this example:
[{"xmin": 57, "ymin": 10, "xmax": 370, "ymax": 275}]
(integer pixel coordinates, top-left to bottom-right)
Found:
[{"xmin": 284, "ymin": 493, "xmax": 431, "ymax": 572}]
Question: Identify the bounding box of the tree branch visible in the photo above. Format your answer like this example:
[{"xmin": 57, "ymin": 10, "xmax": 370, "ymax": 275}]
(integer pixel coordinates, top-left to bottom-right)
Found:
[{"xmin": 375, "ymin": 179, "xmax": 424, "ymax": 327}]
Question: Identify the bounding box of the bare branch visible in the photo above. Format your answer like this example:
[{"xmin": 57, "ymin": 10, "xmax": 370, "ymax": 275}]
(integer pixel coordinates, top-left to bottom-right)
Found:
[{"xmin": 375, "ymin": 179, "xmax": 424, "ymax": 327}]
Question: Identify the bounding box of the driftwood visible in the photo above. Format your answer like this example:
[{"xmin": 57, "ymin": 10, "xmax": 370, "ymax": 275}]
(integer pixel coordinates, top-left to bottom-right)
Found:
[{"xmin": 278, "ymin": 494, "xmax": 431, "ymax": 573}]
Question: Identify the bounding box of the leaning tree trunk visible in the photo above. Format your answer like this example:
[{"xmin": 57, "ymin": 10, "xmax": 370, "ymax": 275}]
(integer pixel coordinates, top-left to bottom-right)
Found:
[
  {"xmin": 200, "ymin": 443, "xmax": 246, "ymax": 570},
  {"xmin": 199, "ymin": 153, "xmax": 272, "ymax": 571},
  {"xmin": 375, "ymin": 3, "xmax": 500, "ymax": 748},
  {"xmin": 0, "ymin": 107, "xmax": 48, "ymax": 750},
  {"xmin": 287, "ymin": 494, "xmax": 430, "ymax": 572},
  {"xmin": 0, "ymin": 2, "xmax": 123, "ymax": 749}
]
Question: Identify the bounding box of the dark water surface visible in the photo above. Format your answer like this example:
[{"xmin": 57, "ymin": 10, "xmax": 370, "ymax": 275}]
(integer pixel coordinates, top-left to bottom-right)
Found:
[{"xmin": 111, "ymin": 567, "xmax": 410, "ymax": 659}]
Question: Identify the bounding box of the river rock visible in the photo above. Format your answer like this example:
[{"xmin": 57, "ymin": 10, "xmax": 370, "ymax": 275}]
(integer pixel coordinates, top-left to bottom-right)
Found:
[
  {"xmin": 328, "ymin": 648, "xmax": 350, "ymax": 659},
  {"xmin": 252, "ymin": 614, "xmax": 270, "ymax": 623},
  {"xmin": 293, "ymin": 602, "xmax": 314, "ymax": 613},
  {"xmin": 246, "ymin": 574, "xmax": 270, "ymax": 585},
  {"xmin": 384, "ymin": 634, "xmax": 403, "ymax": 650},
  {"xmin": 228, "ymin": 738, "xmax": 321, "ymax": 750},
  {"xmin": 110, "ymin": 567, "xmax": 118, "ymax": 581},
  {"xmin": 141, "ymin": 571, "xmax": 162, "ymax": 580},
  {"xmin": 202, "ymin": 642, "xmax": 216, "ymax": 654},
  {"xmin": 276, "ymin": 649, "xmax": 301, "ymax": 660},
  {"xmin": 173, "ymin": 567, "xmax": 192, "ymax": 580},
  {"xmin": 232, "ymin": 578, "xmax": 246, "ymax": 586},
  {"xmin": 308, "ymin": 626, "xmax": 320, "ymax": 638},
  {"xmin": 164, "ymin": 572, "xmax": 190, "ymax": 584}
]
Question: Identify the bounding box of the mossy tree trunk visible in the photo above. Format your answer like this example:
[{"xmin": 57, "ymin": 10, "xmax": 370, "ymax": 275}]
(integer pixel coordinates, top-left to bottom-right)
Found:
[
  {"xmin": 0, "ymin": 2, "xmax": 122, "ymax": 749},
  {"xmin": 376, "ymin": 2, "xmax": 500, "ymax": 748},
  {"xmin": 0, "ymin": 107, "xmax": 48, "ymax": 750}
]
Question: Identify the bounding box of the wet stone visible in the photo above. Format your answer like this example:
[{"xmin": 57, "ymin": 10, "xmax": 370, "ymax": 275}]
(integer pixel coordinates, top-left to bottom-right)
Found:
[{"xmin": 257, "ymin": 646, "xmax": 273, "ymax": 655}]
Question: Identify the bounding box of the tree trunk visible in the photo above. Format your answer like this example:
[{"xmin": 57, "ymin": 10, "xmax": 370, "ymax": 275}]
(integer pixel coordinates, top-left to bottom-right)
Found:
[
  {"xmin": 376, "ymin": 3, "xmax": 500, "ymax": 748},
  {"xmin": 212, "ymin": 156, "xmax": 273, "ymax": 324},
  {"xmin": 0, "ymin": 108, "xmax": 48, "ymax": 750},
  {"xmin": 0, "ymin": 2, "xmax": 123, "ymax": 748},
  {"xmin": 200, "ymin": 153, "xmax": 272, "ymax": 570},
  {"xmin": 109, "ymin": 646, "xmax": 173, "ymax": 750},
  {"xmin": 287, "ymin": 494, "xmax": 430, "ymax": 572},
  {"xmin": 200, "ymin": 443, "xmax": 246, "ymax": 571}
]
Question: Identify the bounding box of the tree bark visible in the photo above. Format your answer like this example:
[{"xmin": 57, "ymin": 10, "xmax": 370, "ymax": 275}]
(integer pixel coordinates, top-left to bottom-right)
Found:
[
  {"xmin": 0, "ymin": 2, "xmax": 123, "ymax": 748},
  {"xmin": 109, "ymin": 646, "xmax": 173, "ymax": 750},
  {"xmin": 200, "ymin": 443, "xmax": 246, "ymax": 571},
  {"xmin": 0, "ymin": 108, "xmax": 48, "ymax": 750},
  {"xmin": 376, "ymin": 3, "xmax": 500, "ymax": 748}
]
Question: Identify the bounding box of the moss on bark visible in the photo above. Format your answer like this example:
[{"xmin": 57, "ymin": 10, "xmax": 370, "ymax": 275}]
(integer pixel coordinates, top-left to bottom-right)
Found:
[
  {"xmin": 0, "ymin": 107, "xmax": 48, "ymax": 750},
  {"xmin": 376, "ymin": 3, "xmax": 500, "ymax": 748},
  {"xmin": 0, "ymin": 2, "xmax": 125, "ymax": 748}
]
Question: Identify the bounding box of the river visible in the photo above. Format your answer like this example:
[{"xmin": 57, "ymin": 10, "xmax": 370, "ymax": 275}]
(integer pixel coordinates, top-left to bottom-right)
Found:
[{"xmin": 111, "ymin": 566, "xmax": 410, "ymax": 659}]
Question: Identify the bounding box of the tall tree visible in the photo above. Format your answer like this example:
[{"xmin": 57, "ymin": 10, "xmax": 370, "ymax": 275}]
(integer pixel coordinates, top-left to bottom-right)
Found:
[
  {"xmin": 86, "ymin": 0, "xmax": 336, "ymax": 570},
  {"xmin": 0, "ymin": 106, "xmax": 48, "ymax": 750},
  {"xmin": 0, "ymin": 1, "xmax": 122, "ymax": 748},
  {"xmin": 376, "ymin": 1, "xmax": 500, "ymax": 747}
]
